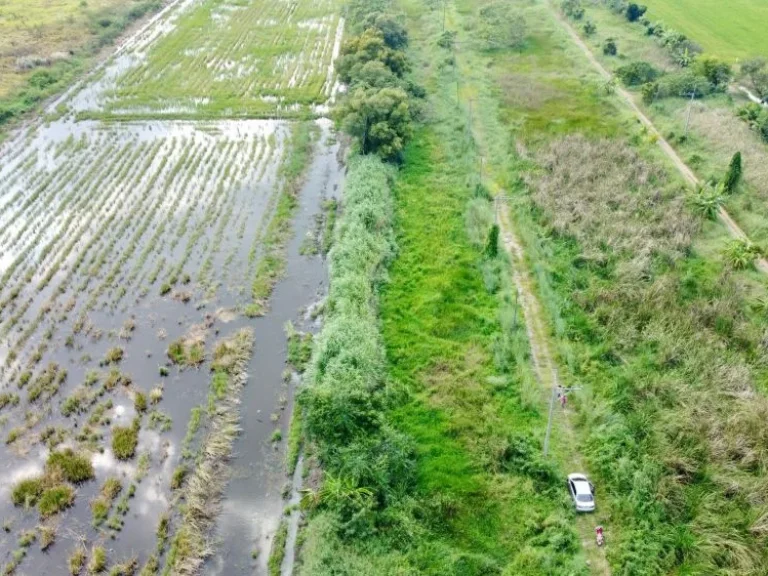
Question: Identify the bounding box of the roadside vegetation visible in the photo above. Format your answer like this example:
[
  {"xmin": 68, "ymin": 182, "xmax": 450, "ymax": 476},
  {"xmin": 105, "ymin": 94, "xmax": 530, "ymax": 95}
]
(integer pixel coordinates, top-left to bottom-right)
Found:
[{"xmin": 295, "ymin": 0, "xmax": 589, "ymax": 573}]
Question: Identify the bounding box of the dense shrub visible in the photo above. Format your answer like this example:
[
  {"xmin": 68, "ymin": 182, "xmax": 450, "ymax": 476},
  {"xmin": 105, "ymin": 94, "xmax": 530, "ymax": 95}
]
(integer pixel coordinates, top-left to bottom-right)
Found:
[
  {"xmin": 738, "ymin": 103, "xmax": 768, "ymax": 142},
  {"xmin": 616, "ymin": 61, "xmax": 660, "ymax": 86},
  {"xmin": 625, "ymin": 3, "xmax": 647, "ymax": 22},
  {"xmin": 300, "ymin": 156, "xmax": 414, "ymax": 509},
  {"xmin": 603, "ymin": 38, "xmax": 618, "ymax": 56},
  {"xmin": 655, "ymin": 70, "xmax": 713, "ymax": 99},
  {"xmin": 560, "ymin": 0, "xmax": 584, "ymax": 20},
  {"xmin": 696, "ymin": 56, "xmax": 732, "ymax": 89}
]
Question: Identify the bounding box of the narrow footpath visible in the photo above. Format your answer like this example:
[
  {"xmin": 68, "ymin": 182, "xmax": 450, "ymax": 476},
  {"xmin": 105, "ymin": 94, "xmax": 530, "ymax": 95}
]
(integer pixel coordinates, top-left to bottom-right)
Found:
[{"xmin": 547, "ymin": 2, "xmax": 768, "ymax": 274}]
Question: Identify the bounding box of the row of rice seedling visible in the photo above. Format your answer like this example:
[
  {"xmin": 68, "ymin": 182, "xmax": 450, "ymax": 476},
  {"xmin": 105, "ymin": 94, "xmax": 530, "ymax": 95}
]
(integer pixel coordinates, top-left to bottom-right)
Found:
[
  {"xmin": 0, "ymin": 136, "xmax": 125, "ymax": 306},
  {"xmin": 87, "ymin": 0, "xmax": 344, "ymax": 119},
  {"xmin": 1, "ymin": 138, "xmax": 163, "ymax": 366}
]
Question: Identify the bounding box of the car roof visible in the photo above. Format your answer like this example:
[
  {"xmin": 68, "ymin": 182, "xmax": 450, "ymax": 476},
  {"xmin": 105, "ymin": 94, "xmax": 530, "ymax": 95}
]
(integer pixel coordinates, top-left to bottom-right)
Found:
[{"xmin": 568, "ymin": 473, "xmax": 588, "ymax": 482}]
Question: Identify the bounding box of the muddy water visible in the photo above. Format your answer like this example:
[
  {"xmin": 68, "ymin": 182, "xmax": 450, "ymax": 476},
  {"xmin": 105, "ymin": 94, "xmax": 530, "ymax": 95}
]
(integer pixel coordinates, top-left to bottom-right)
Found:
[
  {"xmin": 0, "ymin": 119, "xmax": 341, "ymax": 573},
  {"xmin": 212, "ymin": 124, "xmax": 341, "ymax": 576}
]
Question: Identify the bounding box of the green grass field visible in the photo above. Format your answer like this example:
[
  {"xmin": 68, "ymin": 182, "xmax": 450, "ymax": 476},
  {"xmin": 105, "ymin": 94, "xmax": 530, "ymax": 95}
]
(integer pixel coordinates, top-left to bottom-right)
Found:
[{"xmin": 642, "ymin": 0, "xmax": 768, "ymax": 61}]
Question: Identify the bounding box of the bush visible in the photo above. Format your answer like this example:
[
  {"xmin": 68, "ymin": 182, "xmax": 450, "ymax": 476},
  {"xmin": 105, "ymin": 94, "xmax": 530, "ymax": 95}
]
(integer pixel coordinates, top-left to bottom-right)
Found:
[
  {"xmin": 485, "ymin": 224, "xmax": 500, "ymax": 258},
  {"xmin": 112, "ymin": 422, "xmax": 139, "ymax": 460},
  {"xmin": 11, "ymin": 478, "xmax": 44, "ymax": 507},
  {"xmin": 437, "ymin": 30, "xmax": 457, "ymax": 49},
  {"xmin": 561, "ymin": 0, "xmax": 584, "ymax": 20},
  {"xmin": 641, "ymin": 81, "xmax": 660, "ymax": 104},
  {"xmin": 723, "ymin": 239, "xmax": 762, "ymax": 270},
  {"xmin": 46, "ymin": 449, "xmax": 94, "ymax": 483},
  {"xmin": 696, "ymin": 56, "xmax": 732, "ymax": 89},
  {"xmin": 724, "ymin": 152, "xmax": 742, "ymax": 193},
  {"xmin": 603, "ymin": 38, "xmax": 618, "ymax": 56},
  {"xmin": 583, "ymin": 19, "xmax": 597, "ymax": 36},
  {"xmin": 616, "ymin": 61, "xmax": 660, "ymax": 86},
  {"xmin": 741, "ymin": 58, "xmax": 768, "ymax": 98},
  {"xmin": 39, "ymin": 485, "xmax": 75, "ymax": 518},
  {"xmin": 625, "ymin": 3, "xmax": 647, "ymax": 22},
  {"xmin": 336, "ymin": 87, "xmax": 413, "ymax": 159},
  {"xmin": 656, "ymin": 70, "xmax": 712, "ymax": 99}
]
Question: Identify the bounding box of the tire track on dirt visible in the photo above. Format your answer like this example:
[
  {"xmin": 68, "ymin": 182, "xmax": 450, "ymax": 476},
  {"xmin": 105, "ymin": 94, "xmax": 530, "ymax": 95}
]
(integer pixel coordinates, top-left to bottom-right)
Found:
[{"xmin": 547, "ymin": 2, "xmax": 768, "ymax": 274}]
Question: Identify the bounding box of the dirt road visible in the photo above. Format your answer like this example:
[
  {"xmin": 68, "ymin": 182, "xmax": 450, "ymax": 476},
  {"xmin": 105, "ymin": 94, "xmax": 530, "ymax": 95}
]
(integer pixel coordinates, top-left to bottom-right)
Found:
[
  {"xmin": 548, "ymin": 3, "xmax": 768, "ymax": 274},
  {"xmin": 496, "ymin": 202, "xmax": 612, "ymax": 576}
]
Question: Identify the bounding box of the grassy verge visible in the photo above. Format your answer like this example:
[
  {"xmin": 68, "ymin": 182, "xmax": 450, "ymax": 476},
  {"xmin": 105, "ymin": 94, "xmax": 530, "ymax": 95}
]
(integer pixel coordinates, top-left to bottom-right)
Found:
[{"xmin": 245, "ymin": 122, "xmax": 319, "ymax": 317}]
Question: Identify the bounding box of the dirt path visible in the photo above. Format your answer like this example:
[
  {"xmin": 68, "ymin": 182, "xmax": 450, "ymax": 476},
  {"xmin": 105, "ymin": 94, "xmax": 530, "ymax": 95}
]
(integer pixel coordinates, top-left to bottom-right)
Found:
[
  {"xmin": 496, "ymin": 203, "xmax": 612, "ymax": 576},
  {"xmin": 548, "ymin": 3, "xmax": 768, "ymax": 274}
]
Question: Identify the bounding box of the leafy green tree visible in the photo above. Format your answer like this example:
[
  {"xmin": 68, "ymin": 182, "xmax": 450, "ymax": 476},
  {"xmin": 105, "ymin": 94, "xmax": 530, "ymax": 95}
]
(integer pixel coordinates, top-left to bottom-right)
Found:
[
  {"xmin": 583, "ymin": 19, "xmax": 597, "ymax": 36},
  {"xmin": 349, "ymin": 60, "xmax": 400, "ymax": 90},
  {"xmin": 625, "ymin": 3, "xmax": 647, "ymax": 22},
  {"xmin": 336, "ymin": 87, "xmax": 413, "ymax": 159},
  {"xmin": 363, "ymin": 13, "xmax": 408, "ymax": 50},
  {"xmin": 337, "ymin": 29, "xmax": 410, "ymax": 84},
  {"xmin": 603, "ymin": 38, "xmax": 618, "ymax": 56},
  {"xmin": 724, "ymin": 152, "xmax": 742, "ymax": 192},
  {"xmin": 478, "ymin": 4, "xmax": 527, "ymax": 50}
]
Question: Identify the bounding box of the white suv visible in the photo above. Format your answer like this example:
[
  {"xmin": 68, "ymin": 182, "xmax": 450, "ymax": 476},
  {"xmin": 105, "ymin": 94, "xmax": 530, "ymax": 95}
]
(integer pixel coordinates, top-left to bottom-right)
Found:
[{"xmin": 567, "ymin": 473, "xmax": 596, "ymax": 512}]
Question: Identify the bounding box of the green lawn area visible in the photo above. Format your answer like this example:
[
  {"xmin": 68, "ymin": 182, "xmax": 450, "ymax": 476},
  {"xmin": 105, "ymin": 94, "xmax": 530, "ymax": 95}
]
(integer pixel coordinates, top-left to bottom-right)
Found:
[{"xmin": 642, "ymin": 0, "xmax": 768, "ymax": 61}]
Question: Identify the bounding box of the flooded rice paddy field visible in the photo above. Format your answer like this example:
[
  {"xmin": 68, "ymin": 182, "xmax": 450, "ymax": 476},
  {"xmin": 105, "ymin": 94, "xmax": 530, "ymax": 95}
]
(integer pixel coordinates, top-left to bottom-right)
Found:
[
  {"xmin": 0, "ymin": 0, "xmax": 345, "ymax": 572},
  {"xmin": 64, "ymin": 0, "xmax": 345, "ymax": 119}
]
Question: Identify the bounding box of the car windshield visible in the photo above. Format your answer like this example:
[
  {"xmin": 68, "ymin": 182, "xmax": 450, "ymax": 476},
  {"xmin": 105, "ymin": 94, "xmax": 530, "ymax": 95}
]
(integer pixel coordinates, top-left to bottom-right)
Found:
[{"xmin": 576, "ymin": 494, "xmax": 593, "ymax": 503}]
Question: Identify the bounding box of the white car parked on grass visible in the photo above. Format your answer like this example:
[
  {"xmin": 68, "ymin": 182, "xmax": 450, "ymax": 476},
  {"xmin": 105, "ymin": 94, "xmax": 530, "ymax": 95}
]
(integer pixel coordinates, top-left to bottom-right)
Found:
[{"xmin": 567, "ymin": 473, "xmax": 595, "ymax": 512}]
